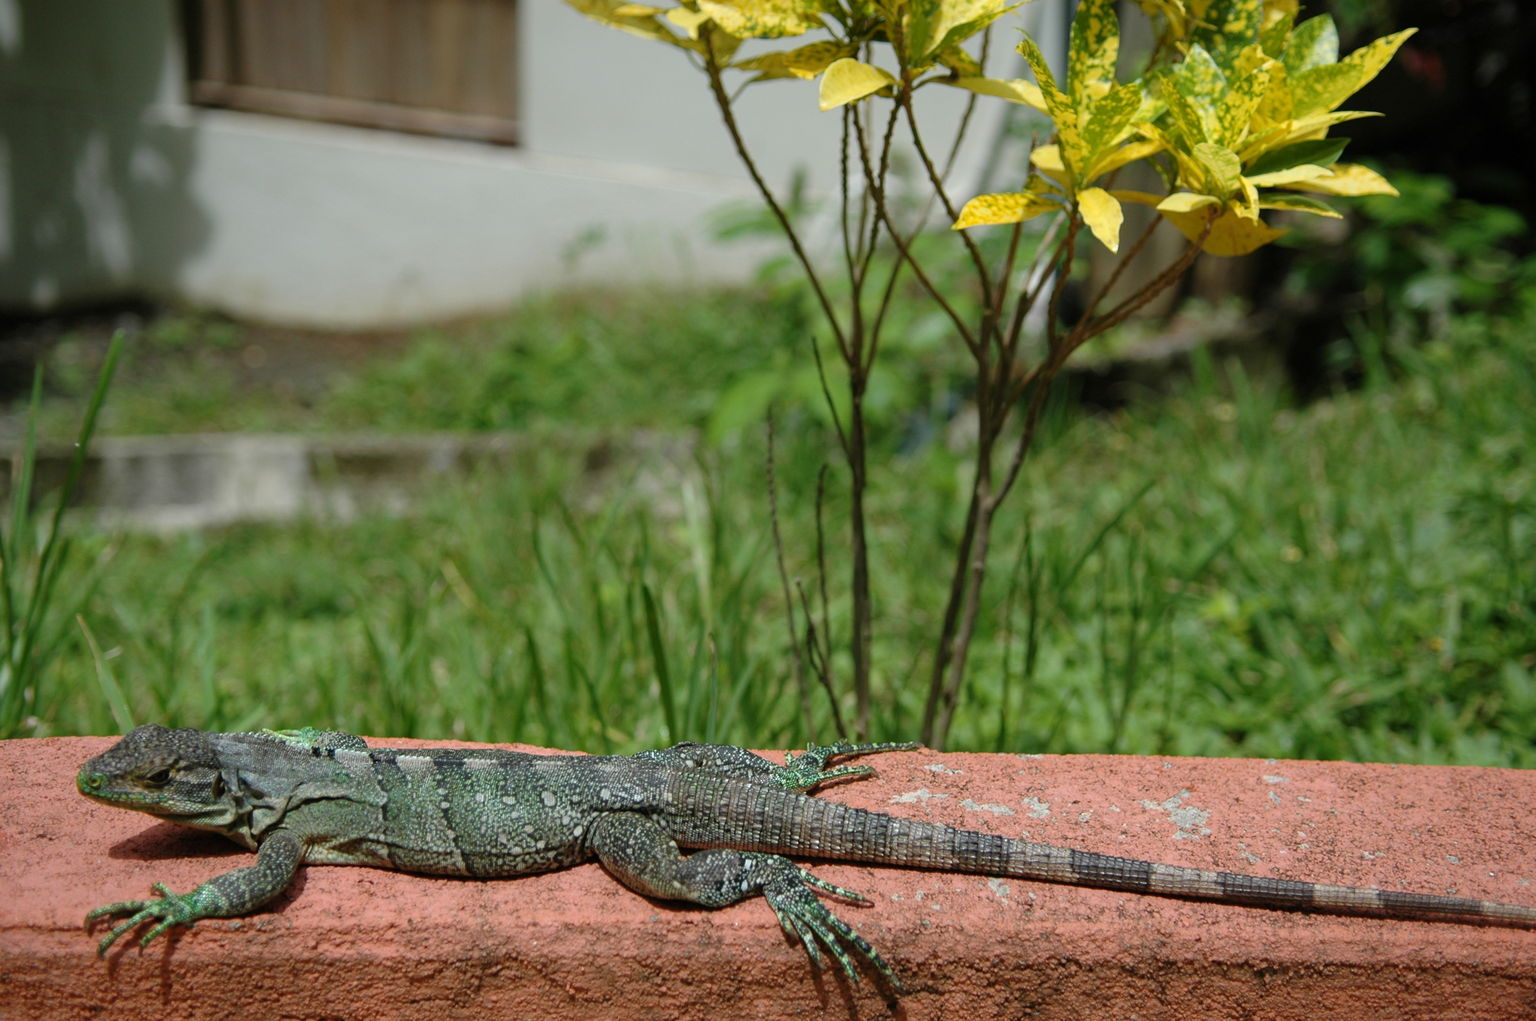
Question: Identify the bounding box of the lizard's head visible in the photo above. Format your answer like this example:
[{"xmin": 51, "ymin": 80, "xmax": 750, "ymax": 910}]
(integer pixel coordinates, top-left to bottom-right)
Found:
[{"xmin": 77, "ymin": 724, "xmax": 238, "ymax": 827}]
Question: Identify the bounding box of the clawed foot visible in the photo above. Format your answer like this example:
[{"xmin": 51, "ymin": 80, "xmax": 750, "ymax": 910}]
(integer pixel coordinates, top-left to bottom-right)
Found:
[
  {"xmin": 85, "ymin": 883, "xmax": 204, "ymax": 956},
  {"xmin": 773, "ymin": 741, "xmax": 920, "ymax": 792},
  {"xmin": 751, "ymin": 854, "xmax": 903, "ymax": 992}
]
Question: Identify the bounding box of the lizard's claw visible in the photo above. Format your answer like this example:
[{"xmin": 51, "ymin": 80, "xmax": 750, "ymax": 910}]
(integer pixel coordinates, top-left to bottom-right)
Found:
[
  {"xmin": 753, "ymin": 856, "xmax": 904, "ymax": 992},
  {"xmin": 86, "ymin": 882, "xmax": 203, "ymax": 956},
  {"xmin": 774, "ymin": 741, "xmax": 920, "ymax": 792}
]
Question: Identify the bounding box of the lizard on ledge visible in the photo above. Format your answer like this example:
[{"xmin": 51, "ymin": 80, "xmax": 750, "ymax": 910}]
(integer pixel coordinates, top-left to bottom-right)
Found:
[{"xmin": 78, "ymin": 725, "xmax": 1536, "ymax": 992}]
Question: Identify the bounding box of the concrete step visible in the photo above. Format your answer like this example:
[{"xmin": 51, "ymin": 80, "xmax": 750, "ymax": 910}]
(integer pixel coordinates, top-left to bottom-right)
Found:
[{"xmin": 0, "ymin": 430, "xmax": 695, "ymax": 531}]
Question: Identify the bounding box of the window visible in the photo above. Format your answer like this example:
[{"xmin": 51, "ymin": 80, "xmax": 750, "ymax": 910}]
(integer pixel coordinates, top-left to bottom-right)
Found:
[{"xmin": 184, "ymin": 0, "xmax": 519, "ymax": 145}]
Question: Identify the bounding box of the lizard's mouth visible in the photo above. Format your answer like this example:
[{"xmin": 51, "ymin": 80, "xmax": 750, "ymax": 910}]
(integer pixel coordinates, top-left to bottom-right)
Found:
[{"xmin": 77, "ymin": 768, "xmax": 107, "ymax": 797}]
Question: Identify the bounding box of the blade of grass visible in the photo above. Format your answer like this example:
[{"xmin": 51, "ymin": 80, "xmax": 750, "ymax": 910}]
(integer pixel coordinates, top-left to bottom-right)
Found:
[
  {"xmin": 78, "ymin": 614, "xmax": 134, "ymax": 732},
  {"xmin": 641, "ymin": 581, "xmax": 678, "ymax": 743}
]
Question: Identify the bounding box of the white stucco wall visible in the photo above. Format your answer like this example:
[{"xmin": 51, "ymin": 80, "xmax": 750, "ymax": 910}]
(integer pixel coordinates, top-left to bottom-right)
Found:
[{"xmin": 0, "ymin": 0, "xmax": 1064, "ymax": 329}]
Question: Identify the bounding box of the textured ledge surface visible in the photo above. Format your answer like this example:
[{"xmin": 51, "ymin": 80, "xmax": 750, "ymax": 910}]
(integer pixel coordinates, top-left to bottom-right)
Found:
[{"xmin": 4, "ymin": 735, "xmax": 1534, "ymax": 1019}]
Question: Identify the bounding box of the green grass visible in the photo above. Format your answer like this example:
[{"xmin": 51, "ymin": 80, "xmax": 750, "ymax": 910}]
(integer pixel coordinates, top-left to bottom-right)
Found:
[
  {"xmin": 24, "ymin": 288, "xmax": 817, "ymax": 439},
  {"xmin": 10, "ymin": 288, "xmax": 1535, "ymax": 765}
]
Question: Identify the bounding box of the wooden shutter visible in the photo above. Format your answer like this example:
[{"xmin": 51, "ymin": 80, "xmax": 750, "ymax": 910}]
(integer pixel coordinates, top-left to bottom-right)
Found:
[{"xmin": 185, "ymin": 0, "xmax": 519, "ymax": 145}]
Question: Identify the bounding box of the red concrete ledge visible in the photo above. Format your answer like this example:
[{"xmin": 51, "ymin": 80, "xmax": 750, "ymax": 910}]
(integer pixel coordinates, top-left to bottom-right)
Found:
[{"xmin": 4, "ymin": 736, "xmax": 1534, "ymax": 1019}]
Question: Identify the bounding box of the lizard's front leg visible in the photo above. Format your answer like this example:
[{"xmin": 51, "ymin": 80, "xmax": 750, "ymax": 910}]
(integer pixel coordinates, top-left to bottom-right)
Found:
[
  {"xmin": 587, "ymin": 812, "xmax": 901, "ymax": 990},
  {"xmin": 86, "ymin": 829, "xmax": 304, "ymax": 955}
]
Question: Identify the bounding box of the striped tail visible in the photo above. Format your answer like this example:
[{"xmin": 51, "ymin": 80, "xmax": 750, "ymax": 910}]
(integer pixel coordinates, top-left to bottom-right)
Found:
[{"xmin": 682, "ymin": 785, "xmax": 1536, "ymax": 928}]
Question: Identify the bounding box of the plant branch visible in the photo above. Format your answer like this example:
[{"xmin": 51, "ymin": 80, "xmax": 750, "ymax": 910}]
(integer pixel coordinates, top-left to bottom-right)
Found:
[
  {"xmin": 765, "ymin": 414, "xmax": 814, "ymax": 736},
  {"xmin": 852, "ymin": 122, "xmax": 981, "ymax": 356},
  {"xmin": 703, "ymin": 29, "xmax": 847, "ymax": 354},
  {"xmin": 896, "ymin": 69, "xmax": 996, "ymax": 322}
]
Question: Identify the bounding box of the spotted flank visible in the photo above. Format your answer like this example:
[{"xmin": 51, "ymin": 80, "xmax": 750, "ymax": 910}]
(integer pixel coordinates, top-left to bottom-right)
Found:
[{"xmin": 78, "ymin": 727, "xmax": 1536, "ymax": 990}]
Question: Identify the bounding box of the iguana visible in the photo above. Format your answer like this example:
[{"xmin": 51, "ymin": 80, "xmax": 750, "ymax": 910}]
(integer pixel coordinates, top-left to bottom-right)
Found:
[{"xmin": 78, "ymin": 725, "xmax": 1536, "ymax": 991}]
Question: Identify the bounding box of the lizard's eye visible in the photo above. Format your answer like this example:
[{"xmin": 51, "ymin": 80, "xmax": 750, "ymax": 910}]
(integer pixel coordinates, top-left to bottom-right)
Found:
[
  {"xmin": 210, "ymin": 773, "xmax": 224, "ymax": 798},
  {"xmin": 143, "ymin": 767, "xmax": 174, "ymax": 786}
]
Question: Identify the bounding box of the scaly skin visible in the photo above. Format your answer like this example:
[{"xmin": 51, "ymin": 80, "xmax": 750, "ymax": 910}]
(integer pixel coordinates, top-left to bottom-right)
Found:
[{"xmin": 79, "ymin": 726, "xmax": 1536, "ymax": 992}]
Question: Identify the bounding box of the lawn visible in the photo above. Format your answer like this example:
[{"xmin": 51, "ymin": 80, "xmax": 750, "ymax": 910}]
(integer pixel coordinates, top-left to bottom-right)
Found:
[{"xmin": 6, "ymin": 285, "xmax": 1534, "ymax": 765}]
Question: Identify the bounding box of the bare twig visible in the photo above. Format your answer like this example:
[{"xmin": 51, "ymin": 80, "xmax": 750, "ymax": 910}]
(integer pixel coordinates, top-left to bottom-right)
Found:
[
  {"xmin": 766, "ymin": 414, "xmax": 815, "ymax": 735},
  {"xmin": 702, "ymin": 29, "xmax": 847, "ymax": 354},
  {"xmin": 797, "ymin": 581, "xmax": 848, "ymax": 737}
]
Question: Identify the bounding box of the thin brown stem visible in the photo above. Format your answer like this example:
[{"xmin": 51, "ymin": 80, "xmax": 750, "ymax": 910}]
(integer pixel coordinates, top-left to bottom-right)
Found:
[
  {"xmin": 797, "ymin": 581, "xmax": 848, "ymax": 738},
  {"xmin": 896, "ymin": 70, "xmax": 996, "ymax": 321},
  {"xmin": 702, "ymin": 30, "xmax": 847, "ymax": 354},
  {"xmin": 807, "ymin": 333, "xmax": 849, "ymax": 459},
  {"xmin": 1083, "ymin": 214, "xmax": 1162, "ymax": 319},
  {"xmin": 765, "ymin": 414, "xmax": 814, "ymax": 736},
  {"xmin": 853, "ymin": 125, "xmax": 981, "ymax": 355},
  {"xmin": 926, "ymin": 218, "xmax": 1212, "ymax": 748},
  {"xmin": 1080, "ymin": 222, "xmax": 1211, "ymax": 341}
]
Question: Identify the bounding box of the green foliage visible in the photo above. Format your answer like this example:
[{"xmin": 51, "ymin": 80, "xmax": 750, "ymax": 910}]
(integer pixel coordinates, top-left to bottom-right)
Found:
[
  {"xmin": 22, "ymin": 289, "xmax": 1536, "ymax": 767},
  {"xmin": 1282, "ymin": 170, "xmax": 1531, "ymax": 335},
  {"xmin": 0, "ymin": 335, "xmax": 122, "ymax": 737},
  {"xmin": 567, "ymin": 0, "xmax": 1416, "ymax": 747},
  {"xmin": 24, "ymin": 289, "xmax": 812, "ymax": 441},
  {"xmin": 568, "ymin": 0, "xmax": 1413, "ymax": 255},
  {"xmin": 326, "ymin": 290, "xmax": 808, "ymax": 433}
]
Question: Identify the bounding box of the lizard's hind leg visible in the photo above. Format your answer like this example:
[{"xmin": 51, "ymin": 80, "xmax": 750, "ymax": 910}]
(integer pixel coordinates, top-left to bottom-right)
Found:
[
  {"xmin": 775, "ymin": 741, "xmax": 919, "ymax": 792},
  {"xmin": 587, "ymin": 811, "xmax": 901, "ymax": 990},
  {"xmin": 631, "ymin": 740, "xmax": 918, "ymax": 793}
]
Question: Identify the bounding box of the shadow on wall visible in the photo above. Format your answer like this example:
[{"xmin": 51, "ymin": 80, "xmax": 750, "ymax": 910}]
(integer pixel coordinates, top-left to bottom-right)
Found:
[{"xmin": 0, "ymin": 0, "xmax": 209, "ymax": 391}]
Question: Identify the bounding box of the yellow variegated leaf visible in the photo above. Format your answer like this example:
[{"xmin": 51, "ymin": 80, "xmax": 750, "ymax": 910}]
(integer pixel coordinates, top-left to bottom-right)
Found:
[
  {"xmin": 1078, "ymin": 186, "xmax": 1124, "ymax": 252},
  {"xmin": 1109, "ymin": 188, "xmax": 1167, "ymax": 207},
  {"xmin": 1157, "ymin": 74, "xmax": 1212, "ymax": 149},
  {"xmin": 1290, "ymin": 27, "xmax": 1416, "ymax": 115},
  {"xmin": 1017, "ymin": 31, "xmax": 1063, "ymax": 97},
  {"xmin": 1068, "ymin": 0, "xmax": 1121, "ymax": 96},
  {"xmin": 1082, "ymin": 81, "xmax": 1144, "ymax": 168},
  {"xmin": 1236, "ymin": 175, "xmax": 1260, "ymax": 220},
  {"xmin": 910, "ymin": 0, "xmax": 1020, "ymax": 65},
  {"xmin": 1216, "ymin": 51, "xmax": 1272, "ymax": 147},
  {"xmin": 818, "ymin": 58, "xmax": 897, "ymax": 110},
  {"xmin": 1243, "ymin": 163, "xmax": 1328, "ymax": 187},
  {"xmin": 1139, "ymin": 121, "xmax": 1207, "ymax": 192},
  {"xmin": 1289, "ymin": 63, "xmax": 1359, "ymax": 117},
  {"xmin": 1160, "ymin": 203, "xmax": 1288, "ymax": 255},
  {"xmin": 1259, "ymin": 1, "xmax": 1296, "ymax": 57},
  {"xmin": 1238, "ymin": 108, "xmax": 1377, "ymax": 162},
  {"xmin": 665, "ymin": 6, "xmax": 711, "ymax": 36},
  {"xmin": 1334, "ymin": 27, "xmax": 1416, "ymax": 102},
  {"xmin": 1132, "ymin": 0, "xmax": 1189, "ymax": 36},
  {"xmin": 1171, "ymin": 45, "xmax": 1227, "ymax": 109},
  {"xmin": 952, "ymin": 190, "xmax": 1058, "ymax": 229},
  {"xmin": 1259, "ymin": 194, "xmax": 1342, "ymax": 217},
  {"xmin": 1281, "ymin": 162, "xmax": 1398, "ymax": 196},
  {"xmin": 566, "ymin": 0, "xmax": 697, "ymax": 49},
  {"xmin": 1255, "ymin": 61, "xmax": 1292, "ymax": 124},
  {"xmin": 952, "ymin": 76, "xmax": 1047, "ymax": 112},
  {"xmin": 735, "ymin": 40, "xmax": 856, "ymax": 80},
  {"xmin": 1189, "ymin": 0, "xmax": 1263, "ymax": 67},
  {"xmin": 1283, "ymin": 13, "xmax": 1339, "ymax": 73},
  {"xmin": 1030, "ymin": 144, "xmax": 1067, "ymax": 177},
  {"xmin": 1157, "ymin": 192, "xmax": 1220, "ymax": 213},
  {"xmin": 1193, "ymin": 142, "xmax": 1242, "ymax": 196},
  {"xmin": 1086, "ymin": 137, "xmax": 1165, "ymax": 181},
  {"xmin": 1018, "ymin": 34, "xmax": 1086, "ymax": 177},
  {"xmin": 936, "ymin": 46, "xmax": 983, "ymax": 79},
  {"xmin": 697, "ymin": 0, "xmax": 823, "ymax": 39}
]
